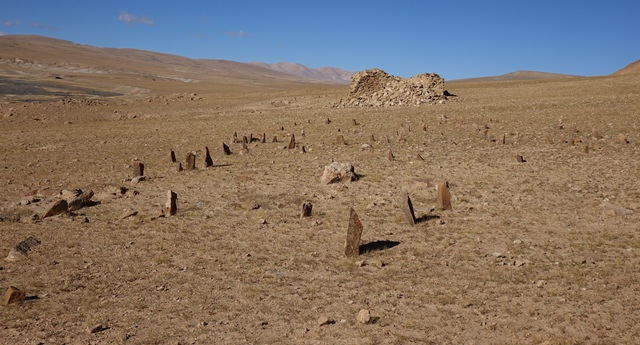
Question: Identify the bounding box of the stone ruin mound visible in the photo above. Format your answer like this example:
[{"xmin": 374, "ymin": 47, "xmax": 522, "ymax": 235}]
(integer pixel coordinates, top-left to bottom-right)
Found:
[{"xmin": 336, "ymin": 68, "xmax": 451, "ymax": 108}]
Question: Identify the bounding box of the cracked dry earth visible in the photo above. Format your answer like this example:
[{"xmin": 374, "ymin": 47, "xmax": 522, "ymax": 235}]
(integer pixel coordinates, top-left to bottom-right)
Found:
[{"xmin": 1, "ymin": 75, "xmax": 640, "ymax": 344}]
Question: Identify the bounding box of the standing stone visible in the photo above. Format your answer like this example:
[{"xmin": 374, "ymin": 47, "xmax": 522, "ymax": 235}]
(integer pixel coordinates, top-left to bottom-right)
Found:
[
  {"xmin": 170, "ymin": 150, "xmax": 176, "ymax": 163},
  {"xmin": 592, "ymin": 128, "xmax": 602, "ymax": 140},
  {"xmin": 222, "ymin": 142, "xmax": 232, "ymax": 155},
  {"xmin": 262, "ymin": 133, "xmax": 267, "ymax": 143},
  {"xmin": 320, "ymin": 162, "xmax": 359, "ymax": 184},
  {"xmin": 422, "ymin": 122, "xmax": 428, "ymax": 131},
  {"xmin": 301, "ymin": 146, "xmax": 306, "ymax": 154},
  {"xmin": 242, "ymin": 135, "xmax": 249, "ymax": 144},
  {"xmin": 336, "ymin": 134, "xmax": 345, "ymax": 145},
  {"xmin": 437, "ymin": 181, "xmax": 452, "ymax": 210},
  {"xmin": 501, "ymin": 133, "xmax": 506, "ymax": 145},
  {"xmin": 325, "ymin": 118, "xmax": 331, "ymax": 124},
  {"xmin": 241, "ymin": 142, "xmax": 250, "ymax": 153},
  {"xmin": 177, "ymin": 162, "xmax": 183, "ymax": 172},
  {"xmin": 583, "ymin": 144, "xmax": 590, "ymax": 154},
  {"xmin": 287, "ymin": 134, "xmax": 296, "ymax": 149},
  {"xmin": 516, "ymin": 155, "xmax": 525, "ymax": 163},
  {"xmin": 300, "ymin": 130, "xmax": 305, "ymax": 138},
  {"xmin": 165, "ymin": 190, "xmax": 177, "ymax": 216},
  {"xmin": 387, "ymin": 149, "xmax": 395, "ymax": 161},
  {"xmin": 272, "ymin": 135, "xmax": 278, "ymax": 143},
  {"xmin": 370, "ymin": 134, "xmax": 376, "ymax": 142},
  {"xmin": 352, "ymin": 118, "xmax": 358, "ymax": 126},
  {"xmin": 344, "ymin": 208, "xmax": 363, "ymax": 257},
  {"xmin": 301, "ymin": 201, "xmax": 313, "ymax": 218},
  {"xmin": 401, "ymin": 191, "xmax": 416, "ymax": 226},
  {"xmin": 43, "ymin": 200, "xmax": 68, "ymax": 219},
  {"xmin": 132, "ymin": 160, "xmax": 144, "ymax": 178},
  {"xmin": 3, "ymin": 286, "xmax": 25, "ymax": 305},
  {"xmin": 68, "ymin": 190, "xmax": 95, "ymax": 211},
  {"xmin": 233, "ymin": 131, "xmax": 239, "ymax": 143},
  {"xmin": 203, "ymin": 146, "xmax": 213, "ymax": 167},
  {"xmin": 186, "ymin": 152, "xmax": 196, "ymax": 170}
]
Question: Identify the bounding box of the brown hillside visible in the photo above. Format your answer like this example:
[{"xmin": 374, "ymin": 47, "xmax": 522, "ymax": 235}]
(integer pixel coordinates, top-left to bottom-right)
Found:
[
  {"xmin": 614, "ymin": 59, "xmax": 640, "ymax": 75},
  {"xmin": 450, "ymin": 70, "xmax": 580, "ymax": 83}
]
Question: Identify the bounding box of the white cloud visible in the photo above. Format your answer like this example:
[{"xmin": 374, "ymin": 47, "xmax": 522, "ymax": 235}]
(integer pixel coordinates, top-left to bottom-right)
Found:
[
  {"xmin": 3, "ymin": 20, "xmax": 21, "ymax": 27},
  {"xmin": 32, "ymin": 22, "xmax": 60, "ymax": 31},
  {"xmin": 225, "ymin": 30, "xmax": 250, "ymax": 37},
  {"xmin": 118, "ymin": 11, "xmax": 154, "ymax": 25}
]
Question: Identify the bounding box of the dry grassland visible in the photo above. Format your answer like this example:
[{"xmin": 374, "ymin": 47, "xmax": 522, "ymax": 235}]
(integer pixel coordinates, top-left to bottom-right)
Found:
[{"xmin": 1, "ymin": 74, "xmax": 639, "ymax": 344}]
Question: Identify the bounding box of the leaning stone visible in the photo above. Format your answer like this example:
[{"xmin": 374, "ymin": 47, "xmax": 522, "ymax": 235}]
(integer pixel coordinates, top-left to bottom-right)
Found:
[
  {"xmin": 352, "ymin": 119, "xmax": 358, "ymax": 126},
  {"xmin": 301, "ymin": 202, "xmax": 313, "ymax": 218},
  {"xmin": 203, "ymin": 146, "xmax": 213, "ymax": 167},
  {"xmin": 242, "ymin": 135, "xmax": 249, "ymax": 144},
  {"xmin": 325, "ymin": 118, "xmax": 331, "ymax": 124},
  {"xmin": 287, "ymin": 134, "xmax": 296, "ymax": 149},
  {"xmin": 262, "ymin": 133, "xmax": 267, "ymax": 143},
  {"xmin": 222, "ymin": 142, "xmax": 232, "ymax": 155},
  {"xmin": 6, "ymin": 236, "xmax": 41, "ymax": 262},
  {"xmin": 186, "ymin": 152, "xmax": 196, "ymax": 170},
  {"xmin": 320, "ymin": 162, "xmax": 359, "ymax": 184},
  {"xmin": 43, "ymin": 200, "xmax": 68, "ymax": 218},
  {"xmin": 3, "ymin": 286, "xmax": 25, "ymax": 305},
  {"xmin": 119, "ymin": 209, "xmax": 138, "ymax": 220},
  {"xmin": 68, "ymin": 190, "xmax": 95, "ymax": 211},
  {"xmin": 415, "ymin": 153, "xmax": 424, "ymax": 161},
  {"xmin": 165, "ymin": 190, "xmax": 177, "ymax": 216},
  {"xmin": 436, "ymin": 181, "xmax": 452, "ymax": 210},
  {"xmin": 357, "ymin": 309, "xmax": 371, "ymax": 324},
  {"xmin": 132, "ymin": 160, "xmax": 144, "ymax": 178},
  {"xmin": 345, "ymin": 208, "xmax": 363, "ymax": 257},
  {"xmin": 170, "ymin": 149, "xmax": 176, "ymax": 163},
  {"xmin": 401, "ymin": 191, "xmax": 416, "ymax": 226},
  {"xmin": 233, "ymin": 131, "xmax": 239, "ymax": 143},
  {"xmin": 131, "ymin": 176, "xmax": 145, "ymax": 184}
]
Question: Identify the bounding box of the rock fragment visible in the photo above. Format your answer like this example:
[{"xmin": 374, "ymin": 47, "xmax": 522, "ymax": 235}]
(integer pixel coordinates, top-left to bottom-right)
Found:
[
  {"xmin": 344, "ymin": 208, "xmax": 363, "ymax": 257},
  {"xmin": 68, "ymin": 190, "xmax": 95, "ymax": 211},
  {"xmin": 287, "ymin": 134, "xmax": 296, "ymax": 149},
  {"xmin": 436, "ymin": 181, "xmax": 452, "ymax": 210},
  {"xmin": 3, "ymin": 286, "xmax": 26, "ymax": 305},
  {"xmin": 387, "ymin": 149, "xmax": 395, "ymax": 161},
  {"xmin": 170, "ymin": 149, "xmax": 176, "ymax": 163},
  {"xmin": 320, "ymin": 162, "xmax": 359, "ymax": 184},
  {"xmin": 301, "ymin": 201, "xmax": 313, "ymax": 218},
  {"xmin": 357, "ymin": 309, "xmax": 371, "ymax": 324},
  {"xmin": 6, "ymin": 236, "xmax": 41, "ymax": 262},
  {"xmin": 43, "ymin": 200, "xmax": 68, "ymax": 218},
  {"xmin": 131, "ymin": 160, "xmax": 144, "ymax": 178}
]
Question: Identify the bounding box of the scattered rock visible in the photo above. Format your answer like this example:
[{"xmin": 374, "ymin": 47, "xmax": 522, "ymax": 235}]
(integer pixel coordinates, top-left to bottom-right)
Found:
[
  {"xmin": 344, "ymin": 208, "xmax": 363, "ymax": 257},
  {"xmin": 320, "ymin": 162, "xmax": 359, "ymax": 184},
  {"xmin": 601, "ymin": 201, "xmax": 633, "ymax": 216},
  {"xmin": 131, "ymin": 176, "xmax": 145, "ymax": 184},
  {"xmin": 43, "ymin": 199, "xmax": 68, "ymax": 218},
  {"xmin": 616, "ymin": 134, "xmax": 629, "ymax": 144},
  {"xmin": 436, "ymin": 181, "xmax": 452, "ymax": 210},
  {"xmin": 301, "ymin": 201, "xmax": 313, "ymax": 218},
  {"xmin": 6, "ymin": 236, "xmax": 41, "ymax": 262},
  {"xmin": 177, "ymin": 162, "xmax": 183, "ymax": 172},
  {"xmin": 317, "ymin": 316, "xmax": 334, "ymax": 326},
  {"xmin": 89, "ymin": 324, "xmax": 108, "ymax": 334},
  {"xmin": 3, "ymin": 286, "xmax": 26, "ymax": 305},
  {"xmin": 401, "ymin": 191, "xmax": 416, "ymax": 226},
  {"xmin": 68, "ymin": 190, "xmax": 96, "ymax": 211},
  {"xmin": 357, "ymin": 309, "xmax": 371, "ymax": 324},
  {"xmin": 119, "ymin": 209, "xmax": 138, "ymax": 220},
  {"xmin": 165, "ymin": 190, "xmax": 177, "ymax": 216}
]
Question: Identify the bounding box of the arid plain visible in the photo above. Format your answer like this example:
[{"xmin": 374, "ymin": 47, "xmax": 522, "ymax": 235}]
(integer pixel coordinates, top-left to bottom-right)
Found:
[{"xmin": 1, "ymin": 36, "xmax": 640, "ymax": 344}]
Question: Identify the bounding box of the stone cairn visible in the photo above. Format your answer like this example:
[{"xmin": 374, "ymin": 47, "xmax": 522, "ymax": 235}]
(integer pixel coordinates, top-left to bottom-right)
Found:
[{"xmin": 335, "ymin": 68, "xmax": 450, "ymax": 108}]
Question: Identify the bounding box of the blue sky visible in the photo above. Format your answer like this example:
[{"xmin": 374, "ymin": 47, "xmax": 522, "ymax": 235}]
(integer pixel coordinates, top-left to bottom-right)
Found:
[{"xmin": 1, "ymin": 1, "xmax": 638, "ymax": 80}]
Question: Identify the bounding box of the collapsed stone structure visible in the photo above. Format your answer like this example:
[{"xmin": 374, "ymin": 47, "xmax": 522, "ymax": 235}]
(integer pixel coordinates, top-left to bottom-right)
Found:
[{"xmin": 338, "ymin": 68, "xmax": 450, "ymax": 107}]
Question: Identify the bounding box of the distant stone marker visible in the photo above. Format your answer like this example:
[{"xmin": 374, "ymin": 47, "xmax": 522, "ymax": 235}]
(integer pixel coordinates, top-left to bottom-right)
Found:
[
  {"xmin": 177, "ymin": 162, "xmax": 183, "ymax": 172},
  {"xmin": 3, "ymin": 286, "xmax": 25, "ymax": 305},
  {"xmin": 516, "ymin": 155, "xmax": 526, "ymax": 163},
  {"xmin": 301, "ymin": 146, "xmax": 306, "ymax": 154},
  {"xmin": 262, "ymin": 133, "xmax": 267, "ymax": 143},
  {"xmin": 592, "ymin": 128, "xmax": 602, "ymax": 140},
  {"xmin": 43, "ymin": 199, "xmax": 68, "ymax": 219},
  {"xmin": 387, "ymin": 149, "xmax": 395, "ymax": 161},
  {"xmin": 401, "ymin": 191, "xmax": 416, "ymax": 226},
  {"xmin": 352, "ymin": 118, "xmax": 358, "ymax": 126},
  {"xmin": 222, "ymin": 142, "xmax": 232, "ymax": 155},
  {"xmin": 272, "ymin": 135, "xmax": 278, "ymax": 143},
  {"xmin": 370, "ymin": 134, "xmax": 376, "ymax": 142},
  {"xmin": 301, "ymin": 201, "xmax": 313, "ymax": 218},
  {"xmin": 170, "ymin": 150, "xmax": 176, "ymax": 163},
  {"xmin": 242, "ymin": 135, "xmax": 249, "ymax": 144},
  {"xmin": 583, "ymin": 144, "xmax": 590, "ymax": 154},
  {"xmin": 186, "ymin": 152, "xmax": 196, "ymax": 170},
  {"xmin": 233, "ymin": 131, "xmax": 239, "ymax": 143},
  {"xmin": 336, "ymin": 134, "xmax": 345, "ymax": 145},
  {"xmin": 616, "ymin": 134, "xmax": 629, "ymax": 144},
  {"xmin": 415, "ymin": 153, "xmax": 424, "ymax": 161},
  {"xmin": 436, "ymin": 181, "xmax": 452, "ymax": 210},
  {"xmin": 344, "ymin": 208, "xmax": 363, "ymax": 257},
  {"xmin": 203, "ymin": 146, "xmax": 213, "ymax": 167},
  {"xmin": 132, "ymin": 160, "xmax": 144, "ymax": 178},
  {"xmin": 166, "ymin": 190, "xmax": 177, "ymax": 216},
  {"xmin": 287, "ymin": 134, "xmax": 296, "ymax": 149},
  {"xmin": 241, "ymin": 142, "xmax": 250, "ymax": 153},
  {"xmin": 325, "ymin": 118, "xmax": 331, "ymax": 124}
]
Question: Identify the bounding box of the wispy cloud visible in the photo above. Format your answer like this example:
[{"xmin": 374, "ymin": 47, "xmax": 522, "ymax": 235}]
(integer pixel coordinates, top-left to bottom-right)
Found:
[
  {"xmin": 32, "ymin": 22, "xmax": 60, "ymax": 31},
  {"xmin": 225, "ymin": 30, "xmax": 250, "ymax": 37},
  {"xmin": 118, "ymin": 11, "xmax": 154, "ymax": 25},
  {"xmin": 3, "ymin": 19, "xmax": 22, "ymax": 26}
]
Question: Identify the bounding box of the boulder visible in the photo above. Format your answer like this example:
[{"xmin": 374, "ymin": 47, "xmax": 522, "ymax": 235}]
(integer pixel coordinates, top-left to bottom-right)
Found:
[{"xmin": 320, "ymin": 162, "xmax": 359, "ymax": 184}]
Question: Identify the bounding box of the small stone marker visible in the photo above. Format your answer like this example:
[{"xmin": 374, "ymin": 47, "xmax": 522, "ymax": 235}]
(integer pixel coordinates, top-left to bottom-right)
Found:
[
  {"xmin": 242, "ymin": 142, "xmax": 250, "ymax": 153},
  {"xmin": 132, "ymin": 160, "xmax": 144, "ymax": 178},
  {"xmin": 352, "ymin": 118, "xmax": 358, "ymax": 126},
  {"xmin": 501, "ymin": 133, "xmax": 506, "ymax": 145},
  {"xmin": 583, "ymin": 144, "xmax": 590, "ymax": 154},
  {"xmin": 170, "ymin": 149, "xmax": 176, "ymax": 163},
  {"xmin": 242, "ymin": 135, "xmax": 249, "ymax": 144},
  {"xmin": 616, "ymin": 134, "xmax": 629, "ymax": 144},
  {"xmin": 301, "ymin": 201, "xmax": 313, "ymax": 218},
  {"xmin": 43, "ymin": 199, "xmax": 68, "ymax": 218},
  {"xmin": 301, "ymin": 146, "xmax": 306, "ymax": 154},
  {"xmin": 592, "ymin": 128, "xmax": 602, "ymax": 140},
  {"xmin": 203, "ymin": 146, "xmax": 213, "ymax": 167},
  {"xmin": 186, "ymin": 152, "xmax": 196, "ymax": 170},
  {"xmin": 222, "ymin": 142, "xmax": 232, "ymax": 155},
  {"xmin": 370, "ymin": 134, "xmax": 376, "ymax": 142},
  {"xmin": 3, "ymin": 286, "xmax": 25, "ymax": 305},
  {"xmin": 177, "ymin": 162, "xmax": 183, "ymax": 172},
  {"xmin": 387, "ymin": 149, "xmax": 395, "ymax": 161},
  {"xmin": 436, "ymin": 180, "xmax": 452, "ymax": 210},
  {"xmin": 516, "ymin": 155, "xmax": 526, "ymax": 163},
  {"xmin": 262, "ymin": 133, "xmax": 266, "ymax": 143},
  {"xmin": 287, "ymin": 134, "xmax": 296, "ymax": 149},
  {"xmin": 401, "ymin": 191, "xmax": 416, "ymax": 226},
  {"xmin": 344, "ymin": 208, "xmax": 363, "ymax": 257},
  {"xmin": 233, "ymin": 131, "xmax": 239, "ymax": 143},
  {"xmin": 422, "ymin": 122, "xmax": 428, "ymax": 131},
  {"xmin": 336, "ymin": 134, "xmax": 345, "ymax": 145},
  {"xmin": 165, "ymin": 190, "xmax": 177, "ymax": 216},
  {"xmin": 300, "ymin": 130, "xmax": 305, "ymax": 138},
  {"xmin": 325, "ymin": 118, "xmax": 331, "ymax": 124},
  {"xmin": 415, "ymin": 153, "xmax": 424, "ymax": 161},
  {"xmin": 272, "ymin": 135, "xmax": 278, "ymax": 143}
]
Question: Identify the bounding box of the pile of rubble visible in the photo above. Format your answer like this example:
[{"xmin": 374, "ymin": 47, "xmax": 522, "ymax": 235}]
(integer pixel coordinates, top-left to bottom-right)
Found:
[{"xmin": 335, "ymin": 68, "xmax": 450, "ymax": 108}]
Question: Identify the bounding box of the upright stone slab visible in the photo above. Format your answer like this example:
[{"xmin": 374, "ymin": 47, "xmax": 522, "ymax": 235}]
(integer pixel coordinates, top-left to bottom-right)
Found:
[
  {"xmin": 287, "ymin": 134, "xmax": 296, "ymax": 149},
  {"xmin": 241, "ymin": 142, "xmax": 250, "ymax": 153},
  {"xmin": 387, "ymin": 149, "xmax": 395, "ymax": 161},
  {"xmin": 344, "ymin": 208, "xmax": 363, "ymax": 257},
  {"xmin": 325, "ymin": 118, "xmax": 331, "ymax": 124},
  {"xmin": 301, "ymin": 201, "xmax": 313, "ymax": 218},
  {"xmin": 43, "ymin": 200, "xmax": 68, "ymax": 218},
  {"xmin": 165, "ymin": 190, "xmax": 177, "ymax": 216},
  {"xmin": 272, "ymin": 136, "xmax": 278, "ymax": 143},
  {"xmin": 516, "ymin": 155, "xmax": 525, "ymax": 163},
  {"xmin": 203, "ymin": 146, "xmax": 213, "ymax": 167},
  {"xmin": 401, "ymin": 191, "xmax": 416, "ymax": 226},
  {"xmin": 261, "ymin": 133, "xmax": 266, "ymax": 143},
  {"xmin": 233, "ymin": 131, "xmax": 239, "ymax": 143},
  {"xmin": 222, "ymin": 142, "xmax": 232, "ymax": 155},
  {"xmin": 170, "ymin": 149, "xmax": 176, "ymax": 163},
  {"xmin": 177, "ymin": 162, "xmax": 183, "ymax": 172},
  {"xmin": 132, "ymin": 160, "xmax": 144, "ymax": 178},
  {"xmin": 437, "ymin": 180, "xmax": 452, "ymax": 210},
  {"xmin": 352, "ymin": 118, "xmax": 358, "ymax": 126},
  {"xmin": 242, "ymin": 135, "xmax": 249, "ymax": 144},
  {"xmin": 3, "ymin": 286, "xmax": 25, "ymax": 305},
  {"xmin": 186, "ymin": 152, "xmax": 196, "ymax": 170}
]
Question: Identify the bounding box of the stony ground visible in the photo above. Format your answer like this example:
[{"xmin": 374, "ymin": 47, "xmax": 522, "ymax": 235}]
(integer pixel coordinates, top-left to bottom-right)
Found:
[{"xmin": 1, "ymin": 75, "xmax": 640, "ymax": 344}]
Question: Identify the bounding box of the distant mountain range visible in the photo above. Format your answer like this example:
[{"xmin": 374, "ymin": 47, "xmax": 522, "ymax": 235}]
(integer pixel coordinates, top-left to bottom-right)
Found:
[
  {"xmin": 249, "ymin": 62, "xmax": 353, "ymax": 84},
  {"xmin": 614, "ymin": 60, "xmax": 640, "ymax": 75}
]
